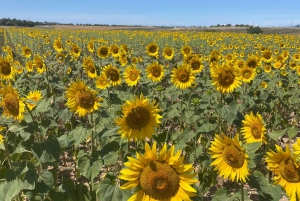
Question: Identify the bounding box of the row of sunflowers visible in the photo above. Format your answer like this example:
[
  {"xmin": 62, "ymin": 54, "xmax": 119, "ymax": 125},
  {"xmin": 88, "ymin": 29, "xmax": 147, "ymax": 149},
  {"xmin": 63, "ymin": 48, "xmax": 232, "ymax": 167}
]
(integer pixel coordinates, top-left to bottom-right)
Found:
[{"xmin": 0, "ymin": 27, "xmax": 300, "ymax": 200}]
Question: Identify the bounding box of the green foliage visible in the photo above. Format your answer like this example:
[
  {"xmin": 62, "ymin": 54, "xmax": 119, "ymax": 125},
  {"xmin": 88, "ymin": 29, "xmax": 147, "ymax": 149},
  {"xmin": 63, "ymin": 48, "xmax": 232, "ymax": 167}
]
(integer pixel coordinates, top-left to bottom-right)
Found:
[{"xmin": 246, "ymin": 26, "xmax": 263, "ymax": 34}]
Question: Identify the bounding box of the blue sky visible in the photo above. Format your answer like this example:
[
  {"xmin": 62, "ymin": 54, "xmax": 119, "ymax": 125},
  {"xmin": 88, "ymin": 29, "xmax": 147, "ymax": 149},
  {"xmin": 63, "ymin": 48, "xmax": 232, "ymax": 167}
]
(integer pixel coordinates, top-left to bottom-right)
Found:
[{"xmin": 0, "ymin": 0, "xmax": 300, "ymax": 27}]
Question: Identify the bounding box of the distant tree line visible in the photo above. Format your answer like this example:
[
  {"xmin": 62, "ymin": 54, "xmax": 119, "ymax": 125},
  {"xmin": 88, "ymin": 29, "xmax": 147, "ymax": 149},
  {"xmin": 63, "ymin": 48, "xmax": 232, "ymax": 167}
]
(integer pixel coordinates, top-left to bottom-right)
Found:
[
  {"xmin": 210, "ymin": 24, "xmax": 252, "ymax": 27},
  {"xmin": 0, "ymin": 18, "xmax": 59, "ymax": 27}
]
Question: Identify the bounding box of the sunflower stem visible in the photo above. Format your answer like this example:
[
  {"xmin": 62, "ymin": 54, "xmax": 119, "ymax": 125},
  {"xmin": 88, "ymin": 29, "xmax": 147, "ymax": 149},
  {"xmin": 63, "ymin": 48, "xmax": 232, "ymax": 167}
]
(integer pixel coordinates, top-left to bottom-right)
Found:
[
  {"xmin": 241, "ymin": 182, "xmax": 245, "ymax": 201},
  {"xmin": 90, "ymin": 113, "xmax": 95, "ymax": 154},
  {"xmin": 4, "ymin": 130, "xmax": 13, "ymax": 170}
]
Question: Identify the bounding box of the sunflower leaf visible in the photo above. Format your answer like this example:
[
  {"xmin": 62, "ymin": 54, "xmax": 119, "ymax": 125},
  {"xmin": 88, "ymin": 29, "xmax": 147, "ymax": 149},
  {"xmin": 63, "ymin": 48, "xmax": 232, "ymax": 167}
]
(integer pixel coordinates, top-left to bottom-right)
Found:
[
  {"xmin": 287, "ymin": 126, "xmax": 298, "ymax": 139},
  {"xmin": 216, "ymin": 102, "xmax": 238, "ymax": 124},
  {"xmin": 267, "ymin": 129, "xmax": 286, "ymax": 141}
]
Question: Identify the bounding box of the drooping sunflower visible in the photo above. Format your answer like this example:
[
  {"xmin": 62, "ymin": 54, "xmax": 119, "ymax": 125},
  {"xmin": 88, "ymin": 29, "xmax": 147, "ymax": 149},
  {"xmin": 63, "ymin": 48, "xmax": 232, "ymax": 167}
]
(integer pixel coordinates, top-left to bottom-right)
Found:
[
  {"xmin": 241, "ymin": 111, "xmax": 266, "ymax": 144},
  {"xmin": 163, "ymin": 46, "xmax": 174, "ymax": 60},
  {"xmin": 119, "ymin": 142, "xmax": 198, "ymax": 200},
  {"xmin": 265, "ymin": 145, "xmax": 300, "ymax": 201},
  {"xmin": 97, "ymin": 46, "xmax": 110, "ymax": 59},
  {"xmin": 102, "ymin": 64, "xmax": 122, "ymax": 86},
  {"xmin": 0, "ymin": 57, "xmax": 15, "ymax": 81},
  {"xmin": 82, "ymin": 56, "xmax": 97, "ymax": 79},
  {"xmin": 181, "ymin": 45, "xmax": 192, "ymax": 57},
  {"xmin": 0, "ymin": 84, "xmax": 25, "ymax": 121},
  {"xmin": 53, "ymin": 39, "xmax": 63, "ymax": 52},
  {"xmin": 171, "ymin": 64, "xmax": 195, "ymax": 90},
  {"xmin": 210, "ymin": 63, "xmax": 241, "ymax": 94},
  {"xmin": 65, "ymin": 80, "xmax": 102, "ymax": 117},
  {"xmin": 22, "ymin": 46, "xmax": 32, "ymax": 58},
  {"xmin": 110, "ymin": 44, "xmax": 119, "ymax": 58},
  {"xmin": 146, "ymin": 62, "xmax": 165, "ymax": 82},
  {"xmin": 95, "ymin": 73, "xmax": 110, "ymax": 90},
  {"xmin": 123, "ymin": 65, "xmax": 141, "ymax": 87},
  {"xmin": 209, "ymin": 133, "xmax": 249, "ymax": 183},
  {"xmin": 239, "ymin": 66, "xmax": 256, "ymax": 83},
  {"xmin": 33, "ymin": 54, "xmax": 46, "ymax": 74},
  {"xmin": 189, "ymin": 56, "xmax": 204, "ymax": 74},
  {"xmin": 115, "ymin": 94, "xmax": 162, "ymax": 141},
  {"xmin": 25, "ymin": 90, "xmax": 42, "ymax": 111},
  {"xmin": 146, "ymin": 43, "xmax": 159, "ymax": 58},
  {"xmin": 118, "ymin": 50, "xmax": 128, "ymax": 66},
  {"xmin": 87, "ymin": 41, "xmax": 94, "ymax": 53}
]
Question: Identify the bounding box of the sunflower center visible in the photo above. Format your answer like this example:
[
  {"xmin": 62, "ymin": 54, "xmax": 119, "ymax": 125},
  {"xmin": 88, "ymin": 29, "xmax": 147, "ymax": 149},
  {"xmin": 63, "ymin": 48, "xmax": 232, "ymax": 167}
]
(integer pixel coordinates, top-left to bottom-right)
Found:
[
  {"xmin": 264, "ymin": 53, "xmax": 271, "ymax": 59},
  {"xmin": 191, "ymin": 61, "xmax": 200, "ymax": 70},
  {"xmin": 165, "ymin": 49, "xmax": 172, "ymax": 56},
  {"xmin": 73, "ymin": 48, "xmax": 79, "ymax": 54},
  {"xmin": 218, "ymin": 70, "xmax": 235, "ymax": 86},
  {"xmin": 183, "ymin": 48, "xmax": 191, "ymax": 54},
  {"xmin": 140, "ymin": 161, "xmax": 179, "ymax": 200},
  {"xmin": 248, "ymin": 60, "xmax": 257, "ymax": 68},
  {"xmin": 149, "ymin": 45, "xmax": 157, "ymax": 53},
  {"xmin": 108, "ymin": 69, "xmax": 119, "ymax": 81},
  {"xmin": 89, "ymin": 67, "xmax": 96, "ymax": 74},
  {"xmin": 25, "ymin": 49, "xmax": 30, "ymax": 55},
  {"xmin": 36, "ymin": 60, "xmax": 43, "ymax": 69},
  {"xmin": 251, "ymin": 125, "xmax": 261, "ymax": 139},
  {"xmin": 4, "ymin": 93, "xmax": 19, "ymax": 116},
  {"xmin": 126, "ymin": 107, "xmax": 150, "ymax": 130},
  {"xmin": 152, "ymin": 68, "xmax": 161, "ymax": 77},
  {"xmin": 76, "ymin": 91, "xmax": 95, "ymax": 109},
  {"xmin": 177, "ymin": 71, "xmax": 189, "ymax": 83},
  {"xmin": 129, "ymin": 72, "xmax": 138, "ymax": 81},
  {"xmin": 100, "ymin": 48, "xmax": 108, "ymax": 56},
  {"xmin": 223, "ymin": 144, "xmax": 244, "ymax": 168},
  {"xmin": 279, "ymin": 157, "xmax": 300, "ymax": 183},
  {"xmin": 243, "ymin": 70, "xmax": 252, "ymax": 79},
  {"xmin": 1, "ymin": 61, "xmax": 12, "ymax": 75}
]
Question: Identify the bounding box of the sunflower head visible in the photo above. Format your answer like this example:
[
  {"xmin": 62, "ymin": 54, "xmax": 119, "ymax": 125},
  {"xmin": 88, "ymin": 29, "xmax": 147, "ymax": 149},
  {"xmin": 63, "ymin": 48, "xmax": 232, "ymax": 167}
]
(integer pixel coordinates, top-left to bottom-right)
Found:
[
  {"xmin": 146, "ymin": 62, "xmax": 165, "ymax": 82},
  {"xmin": 97, "ymin": 46, "xmax": 110, "ymax": 58},
  {"xmin": 25, "ymin": 90, "xmax": 42, "ymax": 111},
  {"xmin": 22, "ymin": 46, "xmax": 32, "ymax": 58},
  {"xmin": 123, "ymin": 65, "xmax": 141, "ymax": 87},
  {"xmin": 33, "ymin": 54, "xmax": 46, "ymax": 74},
  {"xmin": 171, "ymin": 64, "xmax": 195, "ymax": 90},
  {"xmin": 53, "ymin": 39, "xmax": 63, "ymax": 52},
  {"xmin": 119, "ymin": 142, "xmax": 198, "ymax": 200},
  {"xmin": 102, "ymin": 64, "xmax": 122, "ymax": 86},
  {"xmin": 87, "ymin": 41, "xmax": 94, "ymax": 53},
  {"xmin": 115, "ymin": 94, "xmax": 162, "ymax": 141},
  {"xmin": 0, "ymin": 57, "xmax": 15, "ymax": 81},
  {"xmin": 146, "ymin": 43, "xmax": 159, "ymax": 58},
  {"xmin": 181, "ymin": 45, "xmax": 192, "ymax": 56},
  {"xmin": 82, "ymin": 56, "xmax": 97, "ymax": 79},
  {"xmin": 242, "ymin": 111, "xmax": 266, "ymax": 144},
  {"xmin": 163, "ymin": 46, "xmax": 174, "ymax": 60},
  {"xmin": 240, "ymin": 66, "xmax": 256, "ymax": 83},
  {"xmin": 110, "ymin": 44, "xmax": 119, "ymax": 58},
  {"xmin": 189, "ymin": 56, "xmax": 204, "ymax": 73},
  {"xmin": 95, "ymin": 73, "xmax": 110, "ymax": 90}
]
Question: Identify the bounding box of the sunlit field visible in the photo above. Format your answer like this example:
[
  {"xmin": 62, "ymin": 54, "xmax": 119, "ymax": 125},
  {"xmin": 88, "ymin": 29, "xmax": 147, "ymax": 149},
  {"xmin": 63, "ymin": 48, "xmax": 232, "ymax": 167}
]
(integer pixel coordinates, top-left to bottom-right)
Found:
[{"xmin": 1, "ymin": 27, "xmax": 300, "ymax": 201}]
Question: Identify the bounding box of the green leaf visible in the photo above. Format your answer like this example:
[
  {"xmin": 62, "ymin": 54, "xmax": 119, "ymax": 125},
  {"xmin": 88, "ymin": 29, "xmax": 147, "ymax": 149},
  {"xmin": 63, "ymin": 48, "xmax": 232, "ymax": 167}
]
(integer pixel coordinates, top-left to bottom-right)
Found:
[
  {"xmin": 8, "ymin": 123, "xmax": 27, "ymax": 133},
  {"xmin": 0, "ymin": 179, "xmax": 22, "ymax": 201},
  {"xmin": 268, "ymin": 129, "xmax": 286, "ymax": 141},
  {"xmin": 212, "ymin": 187, "xmax": 228, "ymax": 201},
  {"xmin": 102, "ymin": 152, "xmax": 118, "ymax": 166},
  {"xmin": 101, "ymin": 127, "xmax": 119, "ymax": 138},
  {"xmin": 287, "ymin": 126, "xmax": 298, "ymax": 139},
  {"xmin": 216, "ymin": 102, "xmax": 238, "ymax": 124},
  {"xmin": 197, "ymin": 123, "xmax": 217, "ymax": 133},
  {"xmin": 77, "ymin": 157, "xmax": 103, "ymax": 181},
  {"xmin": 38, "ymin": 170, "xmax": 54, "ymax": 187},
  {"xmin": 245, "ymin": 142, "xmax": 261, "ymax": 156},
  {"xmin": 35, "ymin": 96, "xmax": 54, "ymax": 113},
  {"xmin": 97, "ymin": 178, "xmax": 123, "ymax": 201},
  {"xmin": 68, "ymin": 125, "xmax": 91, "ymax": 146}
]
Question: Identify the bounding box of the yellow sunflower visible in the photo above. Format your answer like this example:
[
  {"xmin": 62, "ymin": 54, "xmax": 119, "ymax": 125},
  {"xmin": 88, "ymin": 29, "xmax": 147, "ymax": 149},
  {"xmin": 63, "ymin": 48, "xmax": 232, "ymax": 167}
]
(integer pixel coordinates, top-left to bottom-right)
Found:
[
  {"xmin": 189, "ymin": 56, "xmax": 204, "ymax": 74},
  {"xmin": 146, "ymin": 43, "xmax": 159, "ymax": 58},
  {"xmin": 210, "ymin": 63, "xmax": 241, "ymax": 94},
  {"xmin": 102, "ymin": 64, "xmax": 122, "ymax": 86},
  {"xmin": 209, "ymin": 133, "xmax": 249, "ymax": 183},
  {"xmin": 123, "ymin": 65, "xmax": 141, "ymax": 87},
  {"xmin": 241, "ymin": 112, "xmax": 266, "ymax": 144},
  {"xmin": 82, "ymin": 56, "xmax": 97, "ymax": 79},
  {"xmin": 87, "ymin": 41, "xmax": 94, "ymax": 53},
  {"xmin": 146, "ymin": 62, "xmax": 165, "ymax": 82},
  {"xmin": 25, "ymin": 60, "xmax": 33, "ymax": 72},
  {"xmin": 260, "ymin": 81, "xmax": 268, "ymax": 88},
  {"xmin": 171, "ymin": 64, "xmax": 195, "ymax": 90},
  {"xmin": 246, "ymin": 56, "xmax": 261, "ymax": 68},
  {"xmin": 70, "ymin": 44, "xmax": 81, "ymax": 59},
  {"xmin": 289, "ymin": 61, "xmax": 297, "ymax": 70},
  {"xmin": 0, "ymin": 57, "xmax": 15, "ymax": 81},
  {"xmin": 25, "ymin": 90, "xmax": 42, "ymax": 111},
  {"xmin": 0, "ymin": 126, "xmax": 5, "ymax": 144},
  {"xmin": 239, "ymin": 66, "xmax": 256, "ymax": 83},
  {"xmin": 263, "ymin": 64, "xmax": 272, "ymax": 73},
  {"xmin": 119, "ymin": 142, "xmax": 198, "ymax": 200},
  {"xmin": 53, "ymin": 39, "xmax": 63, "ymax": 52},
  {"xmin": 181, "ymin": 45, "xmax": 192, "ymax": 57},
  {"xmin": 110, "ymin": 44, "xmax": 119, "ymax": 58},
  {"xmin": 65, "ymin": 80, "xmax": 102, "ymax": 117},
  {"xmin": 95, "ymin": 73, "xmax": 110, "ymax": 90},
  {"xmin": 292, "ymin": 53, "xmax": 300, "ymax": 62},
  {"xmin": 33, "ymin": 54, "xmax": 46, "ymax": 74},
  {"xmin": 22, "ymin": 46, "xmax": 32, "ymax": 58},
  {"xmin": 235, "ymin": 60, "xmax": 246, "ymax": 68},
  {"xmin": 163, "ymin": 46, "xmax": 174, "ymax": 60},
  {"xmin": 261, "ymin": 49, "xmax": 273, "ymax": 63},
  {"xmin": 97, "ymin": 46, "xmax": 110, "ymax": 59},
  {"xmin": 265, "ymin": 145, "xmax": 300, "ymax": 201},
  {"xmin": 55, "ymin": 52, "xmax": 66, "ymax": 63},
  {"xmin": 115, "ymin": 94, "xmax": 162, "ymax": 141},
  {"xmin": 0, "ymin": 84, "xmax": 25, "ymax": 121}
]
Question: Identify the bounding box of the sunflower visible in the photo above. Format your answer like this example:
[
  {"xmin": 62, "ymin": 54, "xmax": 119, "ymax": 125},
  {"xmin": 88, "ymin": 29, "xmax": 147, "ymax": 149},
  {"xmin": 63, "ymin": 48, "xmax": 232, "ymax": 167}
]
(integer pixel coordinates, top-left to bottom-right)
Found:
[
  {"xmin": 0, "ymin": 84, "xmax": 25, "ymax": 121},
  {"xmin": 0, "ymin": 126, "xmax": 5, "ymax": 144},
  {"xmin": 263, "ymin": 64, "xmax": 272, "ymax": 73},
  {"xmin": 33, "ymin": 54, "xmax": 46, "ymax": 74},
  {"xmin": 235, "ymin": 60, "xmax": 245, "ymax": 68},
  {"xmin": 171, "ymin": 64, "xmax": 195, "ymax": 90},
  {"xmin": 162, "ymin": 46, "xmax": 174, "ymax": 60},
  {"xmin": 22, "ymin": 46, "xmax": 32, "ymax": 58},
  {"xmin": 0, "ymin": 57, "xmax": 15, "ymax": 81},
  {"xmin": 209, "ymin": 133, "xmax": 249, "ymax": 183},
  {"xmin": 97, "ymin": 46, "xmax": 110, "ymax": 59},
  {"xmin": 265, "ymin": 145, "xmax": 300, "ymax": 201},
  {"xmin": 246, "ymin": 56, "xmax": 261, "ymax": 68},
  {"xmin": 70, "ymin": 44, "xmax": 81, "ymax": 59},
  {"xmin": 119, "ymin": 142, "xmax": 198, "ymax": 200},
  {"xmin": 53, "ymin": 39, "xmax": 63, "ymax": 52},
  {"xmin": 210, "ymin": 63, "xmax": 241, "ymax": 94},
  {"xmin": 261, "ymin": 49, "xmax": 273, "ymax": 63},
  {"xmin": 289, "ymin": 61, "xmax": 298, "ymax": 70},
  {"xmin": 118, "ymin": 50, "xmax": 128, "ymax": 66},
  {"xmin": 241, "ymin": 112, "xmax": 266, "ymax": 144},
  {"xmin": 146, "ymin": 62, "xmax": 165, "ymax": 82},
  {"xmin": 55, "ymin": 52, "xmax": 66, "ymax": 63},
  {"xmin": 189, "ymin": 56, "xmax": 204, "ymax": 74},
  {"xmin": 65, "ymin": 80, "xmax": 102, "ymax": 117},
  {"xmin": 181, "ymin": 45, "xmax": 192, "ymax": 57},
  {"xmin": 87, "ymin": 41, "xmax": 94, "ymax": 53},
  {"xmin": 25, "ymin": 90, "xmax": 42, "ymax": 111},
  {"xmin": 260, "ymin": 81, "xmax": 268, "ymax": 88},
  {"xmin": 115, "ymin": 94, "xmax": 162, "ymax": 141},
  {"xmin": 25, "ymin": 61, "xmax": 33, "ymax": 72},
  {"xmin": 102, "ymin": 64, "xmax": 122, "ymax": 86},
  {"xmin": 146, "ymin": 43, "xmax": 159, "ymax": 58},
  {"xmin": 110, "ymin": 44, "xmax": 119, "ymax": 58},
  {"xmin": 123, "ymin": 65, "xmax": 141, "ymax": 87},
  {"xmin": 239, "ymin": 66, "xmax": 256, "ymax": 83},
  {"xmin": 293, "ymin": 53, "xmax": 300, "ymax": 62},
  {"xmin": 95, "ymin": 73, "xmax": 110, "ymax": 90},
  {"xmin": 82, "ymin": 56, "xmax": 97, "ymax": 79}
]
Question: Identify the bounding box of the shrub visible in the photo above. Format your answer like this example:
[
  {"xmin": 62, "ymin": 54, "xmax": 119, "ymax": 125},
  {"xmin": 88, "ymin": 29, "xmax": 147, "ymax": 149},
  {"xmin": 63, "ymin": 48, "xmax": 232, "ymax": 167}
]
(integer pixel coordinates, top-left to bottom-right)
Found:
[{"xmin": 246, "ymin": 26, "xmax": 263, "ymax": 34}]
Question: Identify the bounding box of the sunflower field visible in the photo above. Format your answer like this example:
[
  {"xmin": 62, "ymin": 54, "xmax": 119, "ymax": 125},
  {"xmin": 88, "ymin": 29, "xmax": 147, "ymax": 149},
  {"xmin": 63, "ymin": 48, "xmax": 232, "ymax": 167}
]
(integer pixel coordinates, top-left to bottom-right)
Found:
[{"xmin": 0, "ymin": 27, "xmax": 300, "ymax": 201}]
